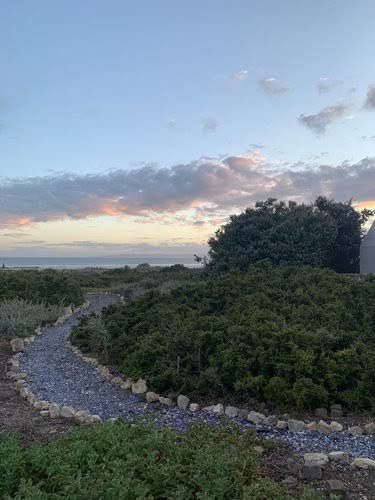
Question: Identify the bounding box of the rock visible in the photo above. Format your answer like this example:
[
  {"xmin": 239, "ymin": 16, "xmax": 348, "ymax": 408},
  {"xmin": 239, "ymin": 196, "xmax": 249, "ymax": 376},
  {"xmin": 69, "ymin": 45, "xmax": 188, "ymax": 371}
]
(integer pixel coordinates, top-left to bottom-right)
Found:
[
  {"xmin": 40, "ymin": 410, "xmax": 50, "ymax": 417},
  {"xmin": 212, "ymin": 403, "xmax": 224, "ymax": 415},
  {"xmin": 159, "ymin": 396, "xmax": 173, "ymax": 406},
  {"xmin": 247, "ymin": 411, "xmax": 265, "ymax": 424},
  {"xmin": 315, "ymin": 407, "xmax": 328, "ymax": 418},
  {"xmin": 177, "ymin": 395, "xmax": 190, "ymax": 410},
  {"xmin": 27, "ymin": 392, "xmax": 37, "ymax": 405},
  {"xmin": 189, "ymin": 403, "xmax": 200, "ymax": 412},
  {"xmin": 90, "ymin": 415, "xmax": 102, "ymax": 424},
  {"xmin": 288, "ymin": 419, "xmax": 306, "ymax": 432},
  {"xmin": 302, "ymin": 464, "xmax": 322, "ymax": 480},
  {"xmin": 238, "ymin": 409, "xmax": 249, "ymax": 419},
  {"xmin": 330, "ymin": 403, "xmax": 343, "ymax": 418},
  {"xmin": 317, "ymin": 420, "xmax": 331, "ymax": 434},
  {"xmin": 202, "ymin": 405, "xmax": 215, "ymax": 413},
  {"xmin": 131, "ymin": 378, "xmax": 147, "ymax": 395},
  {"xmin": 328, "ymin": 451, "xmax": 349, "ymax": 464},
  {"xmin": 10, "ymin": 338, "xmax": 24, "ymax": 353},
  {"xmin": 286, "ymin": 458, "xmax": 301, "ymax": 474},
  {"xmin": 225, "ymin": 406, "xmax": 239, "ymax": 418},
  {"xmin": 121, "ymin": 379, "xmax": 133, "ymax": 390},
  {"xmin": 276, "ymin": 420, "xmax": 288, "ymax": 429},
  {"xmin": 282, "ymin": 476, "xmax": 298, "ymax": 488},
  {"xmin": 306, "ymin": 421, "xmax": 318, "ymax": 432},
  {"xmin": 33, "ymin": 400, "xmax": 49, "ymax": 411},
  {"xmin": 263, "ymin": 415, "xmax": 277, "ymax": 426},
  {"xmin": 111, "ymin": 376, "xmax": 123, "ymax": 385},
  {"xmin": 10, "ymin": 372, "xmax": 27, "ymax": 381},
  {"xmin": 348, "ymin": 426, "xmax": 363, "ymax": 436},
  {"xmin": 98, "ymin": 366, "xmax": 111, "ymax": 379},
  {"xmin": 330, "ymin": 421, "xmax": 343, "ymax": 432},
  {"xmin": 253, "ymin": 445, "xmax": 264, "ymax": 454},
  {"xmin": 351, "ymin": 457, "xmax": 375, "ymax": 470},
  {"xmin": 326, "ymin": 479, "xmax": 346, "ymax": 498},
  {"xmin": 61, "ymin": 406, "xmax": 76, "ymax": 418},
  {"xmin": 304, "ymin": 452, "xmax": 329, "ymax": 467},
  {"xmin": 75, "ymin": 410, "xmax": 92, "ymax": 423},
  {"xmin": 20, "ymin": 388, "xmax": 28, "ymax": 399},
  {"xmin": 364, "ymin": 422, "xmax": 375, "ymax": 435},
  {"xmin": 15, "ymin": 380, "xmax": 26, "ymax": 390},
  {"xmin": 49, "ymin": 403, "xmax": 61, "ymax": 418},
  {"xmin": 145, "ymin": 391, "xmax": 159, "ymax": 403}
]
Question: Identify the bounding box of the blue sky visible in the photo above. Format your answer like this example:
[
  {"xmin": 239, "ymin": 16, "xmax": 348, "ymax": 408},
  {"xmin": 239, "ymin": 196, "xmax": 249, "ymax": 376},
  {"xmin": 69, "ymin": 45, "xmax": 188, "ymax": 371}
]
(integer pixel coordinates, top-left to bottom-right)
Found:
[{"xmin": 0, "ymin": 1, "xmax": 374, "ymax": 256}]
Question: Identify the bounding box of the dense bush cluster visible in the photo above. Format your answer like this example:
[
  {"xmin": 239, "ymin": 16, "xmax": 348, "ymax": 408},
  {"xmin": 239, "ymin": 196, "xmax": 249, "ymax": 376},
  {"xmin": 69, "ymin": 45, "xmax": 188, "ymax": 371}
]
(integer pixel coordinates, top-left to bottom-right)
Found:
[
  {"xmin": 0, "ymin": 269, "xmax": 83, "ymax": 306},
  {"xmin": 207, "ymin": 197, "xmax": 373, "ymax": 274},
  {"xmin": 0, "ymin": 422, "xmax": 288, "ymax": 499},
  {"xmin": 72, "ymin": 266, "xmax": 375, "ymax": 411},
  {"xmin": 0, "ymin": 299, "xmax": 64, "ymax": 339}
]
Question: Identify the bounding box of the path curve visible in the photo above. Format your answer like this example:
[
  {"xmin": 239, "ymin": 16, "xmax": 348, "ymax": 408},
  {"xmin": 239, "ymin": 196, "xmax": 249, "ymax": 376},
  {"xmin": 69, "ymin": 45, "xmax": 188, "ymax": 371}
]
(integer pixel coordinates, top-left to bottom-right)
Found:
[{"xmin": 20, "ymin": 294, "xmax": 375, "ymax": 459}]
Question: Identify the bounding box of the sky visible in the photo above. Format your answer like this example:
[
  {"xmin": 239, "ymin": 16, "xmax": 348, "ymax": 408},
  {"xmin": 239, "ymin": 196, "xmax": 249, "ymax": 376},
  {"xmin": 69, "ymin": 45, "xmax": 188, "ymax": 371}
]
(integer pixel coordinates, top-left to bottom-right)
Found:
[{"xmin": 0, "ymin": 0, "xmax": 374, "ymax": 258}]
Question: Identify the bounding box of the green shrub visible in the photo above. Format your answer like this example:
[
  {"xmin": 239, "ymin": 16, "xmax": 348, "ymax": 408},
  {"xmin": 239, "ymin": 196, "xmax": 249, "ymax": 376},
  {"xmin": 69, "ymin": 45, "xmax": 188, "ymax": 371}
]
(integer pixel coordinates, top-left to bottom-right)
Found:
[
  {"xmin": 72, "ymin": 266, "xmax": 375, "ymax": 411},
  {"xmin": 0, "ymin": 299, "xmax": 64, "ymax": 339},
  {"xmin": 0, "ymin": 422, "xmax": 287, "ymax": 499},
  {"xmin": 0, "ymin": 269, "xmax": 83, "ymax": 306},
  {"xmin": 70, "ymin": 313, "xmax": 110, "ymax": 361}
]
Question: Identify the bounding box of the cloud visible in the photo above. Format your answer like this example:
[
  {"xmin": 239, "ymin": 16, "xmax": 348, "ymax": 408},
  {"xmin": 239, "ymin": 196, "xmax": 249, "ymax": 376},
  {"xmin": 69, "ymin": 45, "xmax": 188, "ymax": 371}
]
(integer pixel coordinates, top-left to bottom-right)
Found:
[
  {"xmin": 317, "ymin": 77, "xmax": 342, "ymax": 94},
  {"xmin": 363, "ymin": 85, "xmax": 375, "ymax": 110},
  {"xmin": 230, "ymin": 70, "xmax": 249, "ymax": 81},
  {"xmin": 166, "ymin": 119, "xmax": 176, "ymax": 129},
  {"xmin": 0, "ymin": 154, "xmax": 374, "ymax": 229},
  {"xmin": 361, "ymin": 135, "xmax": 375, "ymax": 141},
  {"xmin": 202, "ymin": 117, "xmax": 218, "ymax": 133},
  {"xmin": 298, "ymin": 103, "xmax": 350, "ymax": 134},
  {"xmin": 258, "ymin": 78, "xmax": 288, "ymax": 95}
]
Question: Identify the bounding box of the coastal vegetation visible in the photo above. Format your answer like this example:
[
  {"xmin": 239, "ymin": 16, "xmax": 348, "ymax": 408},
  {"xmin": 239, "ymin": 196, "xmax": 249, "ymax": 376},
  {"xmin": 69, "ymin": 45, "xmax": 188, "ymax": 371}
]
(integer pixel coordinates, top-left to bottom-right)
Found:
[{"xmin": 72, "ymin": 266, "xmax": 375, "ymax": 411}]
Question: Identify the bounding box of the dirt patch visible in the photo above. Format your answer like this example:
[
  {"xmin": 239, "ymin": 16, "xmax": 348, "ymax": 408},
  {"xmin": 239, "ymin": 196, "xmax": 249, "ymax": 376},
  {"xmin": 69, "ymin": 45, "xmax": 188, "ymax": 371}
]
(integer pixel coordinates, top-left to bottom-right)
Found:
[{"xmin": 0, "ymin": 341, "xmax": 76, "ymax": 445}]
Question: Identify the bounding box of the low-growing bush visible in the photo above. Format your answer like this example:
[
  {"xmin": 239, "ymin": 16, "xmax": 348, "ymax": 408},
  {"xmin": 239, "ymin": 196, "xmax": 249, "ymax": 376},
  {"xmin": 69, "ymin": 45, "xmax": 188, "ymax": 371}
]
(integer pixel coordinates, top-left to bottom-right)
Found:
[
  {"xmin": 0, "ymin": 299, "xmax": 64, "ymax": 339},
  {"xmin": 0, "ymin": 269, "xmax": 84, "ymax": 306},
  {"xmin": 72, "ymin": 266, "xmax": 375, "ymax": 411},
  {"xmin": 0, "ymin": 422, "xmax": 288, "ymax": 499}
]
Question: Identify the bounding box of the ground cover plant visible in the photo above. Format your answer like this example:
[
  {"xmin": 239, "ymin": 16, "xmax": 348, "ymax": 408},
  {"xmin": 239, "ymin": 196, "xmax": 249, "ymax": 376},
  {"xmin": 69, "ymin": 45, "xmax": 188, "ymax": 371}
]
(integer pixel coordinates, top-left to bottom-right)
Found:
[
  {"xmin": 0, "ymin": 422, "xmax": 290, "ymax": 499},
  {"xmin": 72, "ymin": 266, "xmax": 375, "ymax": 411},
  {"xmin": 0, "ymin": 269, "xmax": 83, "ymax": 306},
  {"xmin": 0, "ymin": 299, "xmax": 64, "ymax": 340}
]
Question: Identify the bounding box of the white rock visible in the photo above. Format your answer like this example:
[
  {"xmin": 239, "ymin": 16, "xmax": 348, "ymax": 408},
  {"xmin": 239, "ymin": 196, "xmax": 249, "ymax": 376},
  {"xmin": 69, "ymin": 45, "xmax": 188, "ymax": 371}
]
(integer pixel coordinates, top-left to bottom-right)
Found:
[
  {"xmin": 90, "ymin": 415, "xmax": 102, "ymax": 424},
  {"xmin": 348, "ymin": 426, "xmax": 363, "ymax": 436},
  {"xmin": 131, "ymin": 379, "xmax": 147, "ymax": 394},
  {"xmin": 49, "ymin": 403, "xmax": 61, "ymax": 418},
  {"xmin": 330, "ymin": 421, "xmax": 343, "ymax": 432},
  {"xmin": 225, "ymin": 406, "xmax": 239, "ymax": 418},
  {"xmin": 317, "ymin": 420, "xmax": 331, "ymax": 434},
  {"xmin": 288, "ymin": 419, "xmax": 306, "ymax": 432},
  {"xmin": 61, "ymin": 406, "xmax": 76, "ymax": 418},
  {"xmin": 75, "ymin": 410, "xmax": 92, "ymax": 423},
  {"xmin": 276, "ymin": 420, "xmax": 288, "ymax": 429},
  {"xmin": 247, "ymin": 411, "xmax": 265, "ymax": 424},
  {"xmin": 10, "ymin": 338, "xmax": 24, "ymax": 353},
  {"xmin": 145, "ymin": 391, "xmax": 159, "ymax": 403},
  {"xmin": 159, "ymin": 396, "xmax": 173, "ymax": 406},
  {"xmin": 40, "ymin": 410, "xmax": 50, "ymax": 417},
  {"xmin": 306, "ymin": 422, "xmax": 318, "ymax": 432},
  {"xmin": 33, "ymin": 400, "xmax": 49, "ymax": 411},
  {"xmin": 121, "ymin": 379, "xmax": 133, "ymax": 390},
  {"xmin": 189, "ymin": 403, "xmax": 200, "ymax": 412},
  {"xmin": 364, "ymin": 422, "xmax": 375, "ymax": 435},
  {"xmin": 212, "ymin": 403, "xmax": 224, "ymax": 415},
  {"xmin": 351, "ymin": 457, "xmax": 375, "ymax": 470},
  {"xmin": 304, "ymin": 452, "xmax": 329, "ymax": 466},
  {"xmin": 328, "ymin": 451, "xmax": 349, "ymax": 464},
  {"xmin": 177, "ymin": 395, "xmax": 190, "ymax": 410},
  {"xmin": 111, "ymin": 376, "xmax": 123, "ymax": 385}
]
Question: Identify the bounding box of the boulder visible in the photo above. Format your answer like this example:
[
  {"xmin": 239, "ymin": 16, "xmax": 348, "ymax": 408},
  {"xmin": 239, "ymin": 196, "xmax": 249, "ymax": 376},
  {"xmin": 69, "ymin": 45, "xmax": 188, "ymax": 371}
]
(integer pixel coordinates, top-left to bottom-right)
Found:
[
  {"xmin": 247, "ymin": 411, "xmax": 265, "ymax": 424},
  {"xmin": 189, "ymin": 403, "xmax": 200, "ymax": 412},
  {"xmin": 238, "ymin": 409, "xmax": 249, "ymax": 419},
  {"xmin": 212, "ymin": 403, "xmax": 224, "ymax": 415},
  {"xmin": 314, "ymin": 407, "xmax": 328, "ymax": 418},
  {"xmin": 330, "ymin": 421, "xmax": 343, "ymax": 432},
  {"xmin": 288, "ymin": 419, "xmax": 306, "ymax": 432},
  {"xmin": 121, "ymin": 379, "xmax": 133, "ymax": 390},
  {"xmin": 348, "ymin": 426, "xmax": 363, "ymax": 436},
  {"xmin": 177, "ymin": 395, "xmax": 190, "ymax": 410},
  {"xmin": 328, "ymin": 451, "xmax": 349, "ymax": 464},
  {"xmin": 364, "ymin": 422, "xmax": 375, "ymax": 435},
  {"xmin": 33, "ymin": 400, "xmax": 49, "ymax": 411},
  {"xmin": 10, "ymin": 338, "xmax": 24, "ymax": 353},
  {"xmin": 90, "ymin": 415, "xmax": 102, "ymax": 424},
  {"xmin": 111, "ymin": 376, "xmax": 123, "ymax": 385},
  {"xmin": 49, "ymin": 403, "xmax": 61, "ymax": 418},
  {"xmin": 159, "ymin": 396, "xmax": 173, "ymax": 406},
  {"xmin": 326, "ymin": 479, "xmax": 346, "ymax": 498},
  {"xmin": 306, "ymin": 421, "xmax": 318, "ymax": 432},
  {"xmin": 40, "ymin": 410, "xmax": 50, "ymax": 417},
  {"xmin": 351, "ymin": 457, "xmax": 375, "ymax": 470},
  {"xmin": 75, "ymin": 410, "xmax": 92, "ymax": 423},
  {"xmin": 61, "ymin": 406, "xmax": 76, "ymax": 418},
  {"xmin": 302, "ymin": 464, "xmax": 322, "ymax": 480},
  {"xmin": 145, "ymin": 391, "xmax": 159, "ymax": 403},
  {"xmin": 263, "ymin": 415, "xmax": 277, "ymax": 426},
  {"xmin": 276, "ymin": 420, "xmax": 288, "ymax": 429},
  {"xmin": 131, "ymin": 378, "xmax": 147, "ymax": 395},
  {"xmin": 317, "ymin": 420, "xmax": 331, "ymax": 434},
  {"xmin": 304, "ymin": 452, "xmax": 329, "ymax": 467},
  {"xmin": 225, "ymin": 406, "xmax": 239, "ymax": 418}
]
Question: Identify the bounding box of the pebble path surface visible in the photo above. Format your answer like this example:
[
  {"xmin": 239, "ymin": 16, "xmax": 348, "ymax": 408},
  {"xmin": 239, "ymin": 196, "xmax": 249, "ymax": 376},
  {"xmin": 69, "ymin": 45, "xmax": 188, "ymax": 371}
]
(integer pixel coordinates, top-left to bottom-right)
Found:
[{"xmin": 20, "ymin": 294, "xmax": 375, "ymax": 458}]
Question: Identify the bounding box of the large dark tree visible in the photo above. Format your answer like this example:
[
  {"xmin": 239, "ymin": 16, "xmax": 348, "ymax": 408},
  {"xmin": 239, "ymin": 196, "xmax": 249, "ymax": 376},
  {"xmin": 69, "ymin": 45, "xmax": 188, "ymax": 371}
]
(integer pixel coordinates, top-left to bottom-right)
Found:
[{"xmin": 207, "ymin": 197, "xmax": 373, "ymax": 273}]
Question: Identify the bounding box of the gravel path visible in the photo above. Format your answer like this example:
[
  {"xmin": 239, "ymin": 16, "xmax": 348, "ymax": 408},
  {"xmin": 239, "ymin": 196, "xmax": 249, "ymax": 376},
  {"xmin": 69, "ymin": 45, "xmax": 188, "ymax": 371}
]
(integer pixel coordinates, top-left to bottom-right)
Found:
[{"xmin": 20, "ymin": 294, "xmax": 375, "ymax": 458}]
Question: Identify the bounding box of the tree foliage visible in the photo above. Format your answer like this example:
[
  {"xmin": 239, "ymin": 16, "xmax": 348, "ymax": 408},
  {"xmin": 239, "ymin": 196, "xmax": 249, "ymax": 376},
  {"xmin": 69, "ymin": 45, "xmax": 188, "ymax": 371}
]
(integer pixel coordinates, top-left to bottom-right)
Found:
[{"xmin": 207, "ymin": 197, "xmax": 373, "ymax": 274}]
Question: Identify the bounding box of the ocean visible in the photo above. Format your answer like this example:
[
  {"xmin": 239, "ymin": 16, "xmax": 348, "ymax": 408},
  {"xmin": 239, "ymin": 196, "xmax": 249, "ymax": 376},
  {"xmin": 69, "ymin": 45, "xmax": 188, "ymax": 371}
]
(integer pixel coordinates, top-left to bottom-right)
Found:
[{"xmin": 0, "ymin": 256, "xmax": 198, "ymax": 269}]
